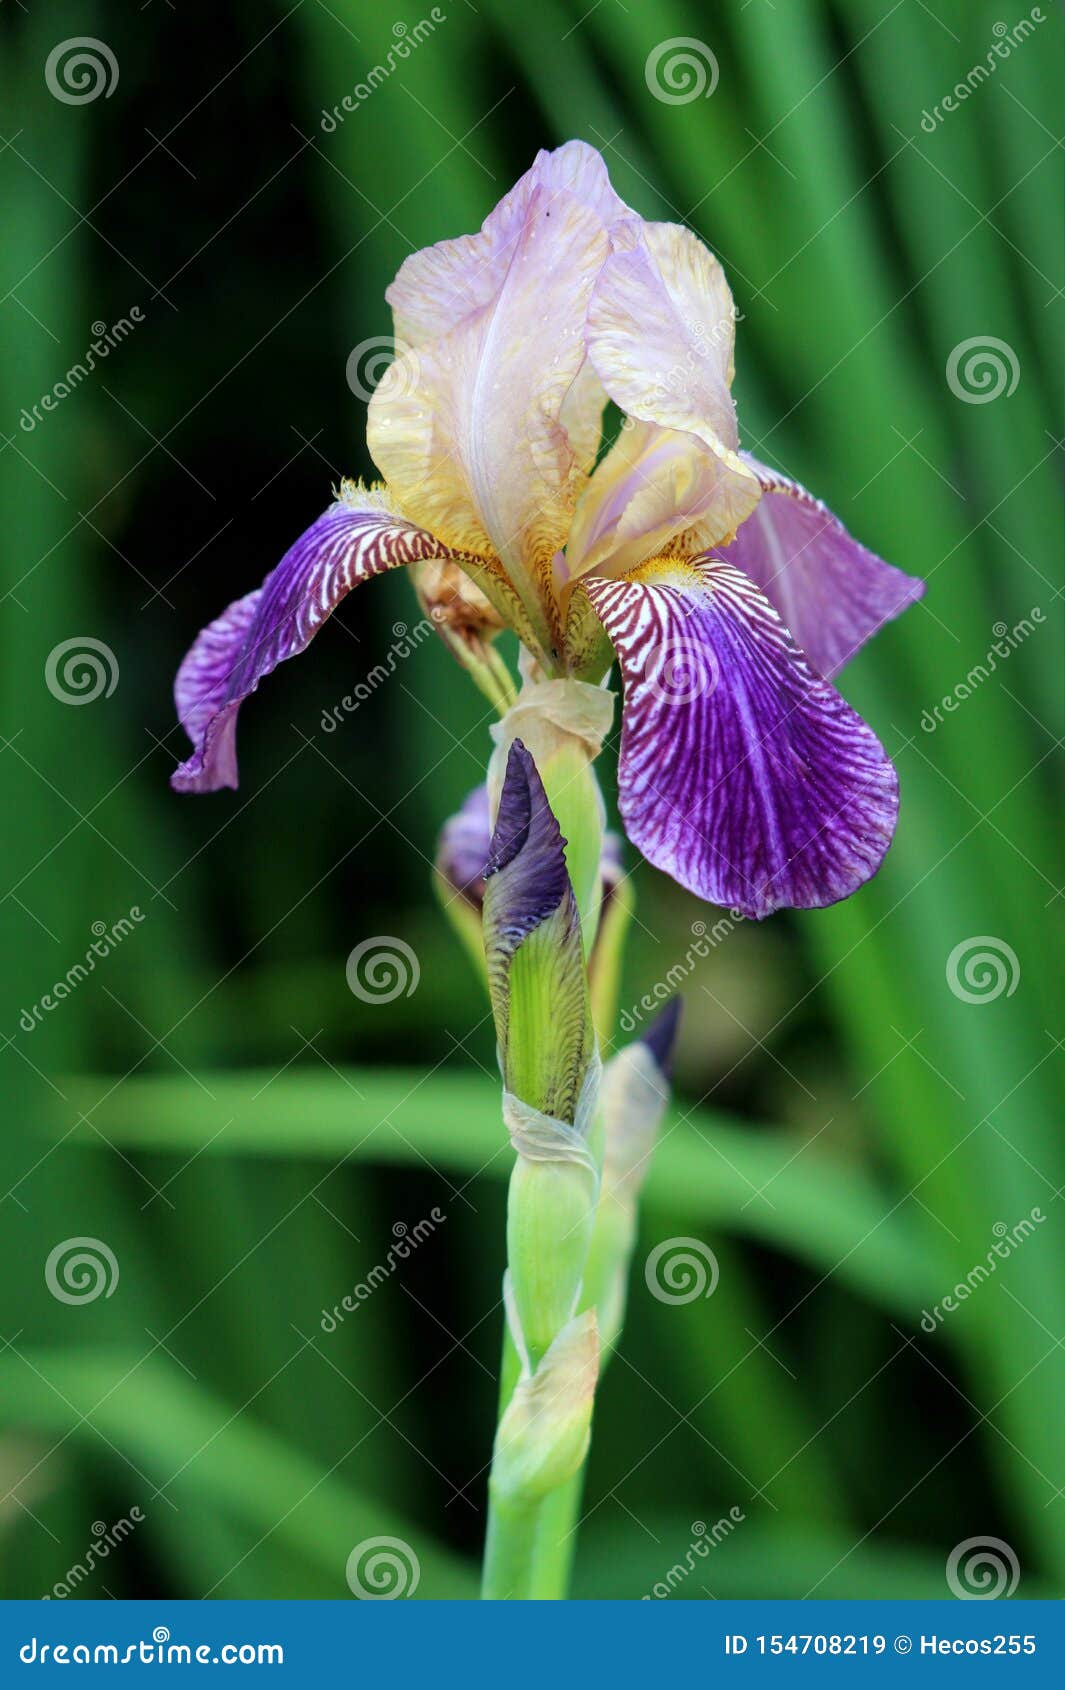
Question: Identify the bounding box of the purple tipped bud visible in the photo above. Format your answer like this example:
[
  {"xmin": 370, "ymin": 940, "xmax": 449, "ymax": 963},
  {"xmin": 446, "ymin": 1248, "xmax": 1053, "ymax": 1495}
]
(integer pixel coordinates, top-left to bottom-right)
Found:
[
  {"xmin": 437, "ymin": 769, "xmax": 622, "ymax": 929},
  {"xmin": 435, "ymin": 784, "xmax": 491, "ymax": 907},
  {"xmin": 482, "ymin": 740, "xmax": 593, "ymax": 1127},
  {"xmin": 640, "ymin": 997, "xmax": 682, "ymax": 1081},
  {"xmin": 484, "ymin": 740, "xmax": 571, "ymax": 939}
]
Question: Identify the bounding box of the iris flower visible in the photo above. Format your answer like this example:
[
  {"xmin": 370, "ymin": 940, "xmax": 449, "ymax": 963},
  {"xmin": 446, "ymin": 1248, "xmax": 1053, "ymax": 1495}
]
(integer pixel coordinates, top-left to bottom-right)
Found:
[{"xmin": 171, "ymin": 141, "xmax": 923, "ymax": 919}]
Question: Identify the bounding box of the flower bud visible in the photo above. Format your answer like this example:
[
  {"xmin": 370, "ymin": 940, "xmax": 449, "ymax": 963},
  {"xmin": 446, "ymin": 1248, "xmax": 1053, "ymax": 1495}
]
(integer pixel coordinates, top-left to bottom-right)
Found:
[
  {"xmin": 483, "ymin": 741, "xmax": 600, "ymax": 1368},
  {"xmin": 409, "ymin": 558, "xmax": 516, "ymax": 714},
  {"xmin": 487, "ymin": 655, "xmax": 614, "ymax": 952},
  {"xmin": 588, "ymin": 830, "xmax": 634, "ymax": 1042},
  {"xmin": 601, "ymin": 996, "xmax": 681, "ymax": 1202},
  {"xmin": 584, "ymin": 999, "xmax": 682, "ymax": 1350},
  {"xmin": 489, "ymin": 1310, "xmax": 599, "ymax": 1505},
  {"xmin": 433, "ymin": 784, "xmax": 491, "ymax": 982},
  {"xmin": 483, "ymin": 742, "xmax": 594, "ymax": 1123}
]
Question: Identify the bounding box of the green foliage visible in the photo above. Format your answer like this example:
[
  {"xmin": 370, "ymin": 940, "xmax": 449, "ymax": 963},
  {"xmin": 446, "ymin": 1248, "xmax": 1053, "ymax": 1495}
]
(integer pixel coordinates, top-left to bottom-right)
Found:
[{"xmin": 1, "ymin": 0, "xmax": 1060, "ymax": 1601}]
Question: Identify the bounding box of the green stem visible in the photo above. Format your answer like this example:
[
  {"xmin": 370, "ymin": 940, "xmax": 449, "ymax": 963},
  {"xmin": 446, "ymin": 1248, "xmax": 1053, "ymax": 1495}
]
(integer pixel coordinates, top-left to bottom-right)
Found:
[
  {"xmin": 481, "ymin": 1490, "xmax": 544, "ymax": 1599},
  {"xmin": 527, "ymin": 1464, "xmax": 586, "ymax": 1598}
]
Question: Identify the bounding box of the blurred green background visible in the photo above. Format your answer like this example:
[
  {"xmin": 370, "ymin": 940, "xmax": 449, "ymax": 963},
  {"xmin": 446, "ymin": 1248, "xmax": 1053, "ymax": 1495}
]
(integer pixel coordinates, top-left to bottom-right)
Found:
[{"xmin": 1, "ymin": 0, "xmax": 1061, "ymax": 1602}]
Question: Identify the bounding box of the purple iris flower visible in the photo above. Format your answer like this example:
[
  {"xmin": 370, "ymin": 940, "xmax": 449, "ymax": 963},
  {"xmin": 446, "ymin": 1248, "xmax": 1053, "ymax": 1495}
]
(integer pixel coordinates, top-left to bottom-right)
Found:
[{"xmin": 171, "ymin": 141, "xmax": 923, "ymax": 919}]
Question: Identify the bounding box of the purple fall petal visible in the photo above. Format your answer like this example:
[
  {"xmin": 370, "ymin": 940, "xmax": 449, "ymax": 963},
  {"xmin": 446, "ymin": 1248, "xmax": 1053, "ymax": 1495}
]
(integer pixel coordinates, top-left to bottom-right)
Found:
[
  {"xmin": 171, "ymin": 495, "xmax": 453, "ymax": 794},
  {"xmin": 584, "ymin": 558, "xmax": 900, "ymax": 919},
  {"xmin": 713, "ymin": 456, "xmax": 925, "ymax": 678}
]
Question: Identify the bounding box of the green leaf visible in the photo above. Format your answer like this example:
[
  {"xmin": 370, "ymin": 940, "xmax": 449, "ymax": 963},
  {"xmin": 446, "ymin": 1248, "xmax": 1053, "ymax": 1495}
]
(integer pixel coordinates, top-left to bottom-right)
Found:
[
  {"xmin": 57, "ymin": 1067, "xmax": 942, "ymax": 1315},
  {"xmin": 0, "ymin": 1351, "xmax": 476, "ymax": 1599}
]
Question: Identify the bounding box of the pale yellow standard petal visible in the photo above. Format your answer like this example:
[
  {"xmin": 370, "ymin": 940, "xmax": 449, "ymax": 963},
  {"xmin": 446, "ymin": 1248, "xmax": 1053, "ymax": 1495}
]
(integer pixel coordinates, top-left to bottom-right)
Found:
[
  {"xmin": 587, "ymin": 220, "xmax": 745, "ymax": 460},
  {"xmin": 368, "ymin": 181, "xmax": 610, "ymax": 644},
  {"xmin": 565, "ymin": 418, "xmax": 760, "ymax": 583},
  {"xmin": 385, "ymin": 140, "xmax": 629, "ymax": 349}
]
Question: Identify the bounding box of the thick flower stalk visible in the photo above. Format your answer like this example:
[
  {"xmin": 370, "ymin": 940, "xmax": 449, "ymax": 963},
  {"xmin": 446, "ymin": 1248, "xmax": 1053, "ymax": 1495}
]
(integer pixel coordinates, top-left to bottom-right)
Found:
[
  {"xmin": 479, "ymin": 741, "xmax": 602, "ymax": 1598},
  {"xmin": 527, "ymin": 999, "xmax": 683, "ymax": 1598}
]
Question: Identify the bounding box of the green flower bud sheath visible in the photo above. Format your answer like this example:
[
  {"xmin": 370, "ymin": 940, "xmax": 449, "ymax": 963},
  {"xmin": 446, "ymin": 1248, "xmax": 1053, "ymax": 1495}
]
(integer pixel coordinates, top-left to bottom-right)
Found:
[
  {"xmin": 480, "ymin": 742, "xmax": 603, "ymax": 1598},
  {"xmin": 528, "ymin": 1002, "xmax": 682, "ymax": 1598}
]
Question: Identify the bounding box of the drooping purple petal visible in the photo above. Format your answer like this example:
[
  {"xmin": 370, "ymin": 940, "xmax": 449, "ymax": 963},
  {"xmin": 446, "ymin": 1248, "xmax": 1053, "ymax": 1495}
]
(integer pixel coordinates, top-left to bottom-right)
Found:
[
  {"xmin": 583, "ymin": 558, "xmax": 900, "ymax": 918},
  {"xmin": 172, "ymin": 491, "xmax": 454, "ymax": 794},
  {"xmin": 710, "ymin": 456, "xmax": 925, "ymax": 678}
]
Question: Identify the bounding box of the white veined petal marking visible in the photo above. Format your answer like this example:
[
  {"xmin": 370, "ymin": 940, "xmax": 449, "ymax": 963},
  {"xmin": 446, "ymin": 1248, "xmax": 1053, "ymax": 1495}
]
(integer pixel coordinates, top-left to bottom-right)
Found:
[{"xmin": 639, "ymin": 631, "xmax": 720, "ymax": 707}]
